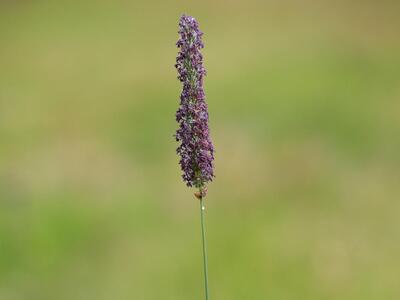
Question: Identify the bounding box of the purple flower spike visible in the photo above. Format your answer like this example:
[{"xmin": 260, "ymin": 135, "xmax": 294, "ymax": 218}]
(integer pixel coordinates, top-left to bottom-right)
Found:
[{"xmin": 175, "ymin": 14, "xmax": 214, "ymax": 194}]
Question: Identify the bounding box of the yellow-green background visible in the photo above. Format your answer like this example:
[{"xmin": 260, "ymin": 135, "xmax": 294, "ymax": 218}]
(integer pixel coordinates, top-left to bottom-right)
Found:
[{"xmin": 1, "ymin": 1, "xmax": 399, "ymax": 299}]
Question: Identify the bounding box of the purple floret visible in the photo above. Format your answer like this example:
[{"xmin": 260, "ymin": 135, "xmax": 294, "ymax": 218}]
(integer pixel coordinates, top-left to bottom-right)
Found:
[{"xmin": 175, "ymin": 14, "xmax": 214, "ymax": 190}]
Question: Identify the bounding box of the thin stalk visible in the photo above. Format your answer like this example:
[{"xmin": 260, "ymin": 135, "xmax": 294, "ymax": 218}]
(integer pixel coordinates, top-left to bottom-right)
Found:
[{"xmin": 200, "ymin": 196, "xmax": 210, "ymax": 300}]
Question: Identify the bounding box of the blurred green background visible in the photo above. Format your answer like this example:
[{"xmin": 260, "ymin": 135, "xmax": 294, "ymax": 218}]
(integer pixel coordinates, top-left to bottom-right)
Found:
[{"xmin": 1, "ymin": 0, "xmax": 400, "ymax": 299}]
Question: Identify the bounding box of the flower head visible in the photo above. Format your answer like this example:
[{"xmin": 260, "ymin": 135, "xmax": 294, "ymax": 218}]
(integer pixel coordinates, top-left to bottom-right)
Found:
[{"xmin": 175, "ymin": 15, "xmax": 214, "ymax": 193}]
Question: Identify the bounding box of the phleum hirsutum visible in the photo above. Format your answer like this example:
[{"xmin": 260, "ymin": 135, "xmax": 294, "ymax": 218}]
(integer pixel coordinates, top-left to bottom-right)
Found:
[{"xmin": 174, "ymin": 14, "xmax": 214, "ymax": 300}]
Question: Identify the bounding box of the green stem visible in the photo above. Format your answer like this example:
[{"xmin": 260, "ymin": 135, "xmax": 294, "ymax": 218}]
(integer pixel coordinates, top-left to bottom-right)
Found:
[{"xmin": 200, "ymin": 197, "xmax": 210, "ymax": 300}]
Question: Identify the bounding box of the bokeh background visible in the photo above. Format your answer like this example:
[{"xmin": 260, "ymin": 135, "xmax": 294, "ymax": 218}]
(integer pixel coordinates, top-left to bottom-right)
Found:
[{"xmin": 1, "ymin": 0, "xmax": 400, "ymax": 299}]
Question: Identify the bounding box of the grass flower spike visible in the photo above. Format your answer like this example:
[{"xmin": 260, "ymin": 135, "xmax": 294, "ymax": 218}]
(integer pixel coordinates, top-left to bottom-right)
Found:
[{"xmin": 175, "ymin": 14, "xmax": 214, "ymax": 197}]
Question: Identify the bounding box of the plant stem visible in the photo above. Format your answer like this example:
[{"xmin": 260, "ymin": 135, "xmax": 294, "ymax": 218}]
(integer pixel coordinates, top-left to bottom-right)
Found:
[{"xmin": 200, "ymin": 197, "xmax": 210, "ymax": 300}]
